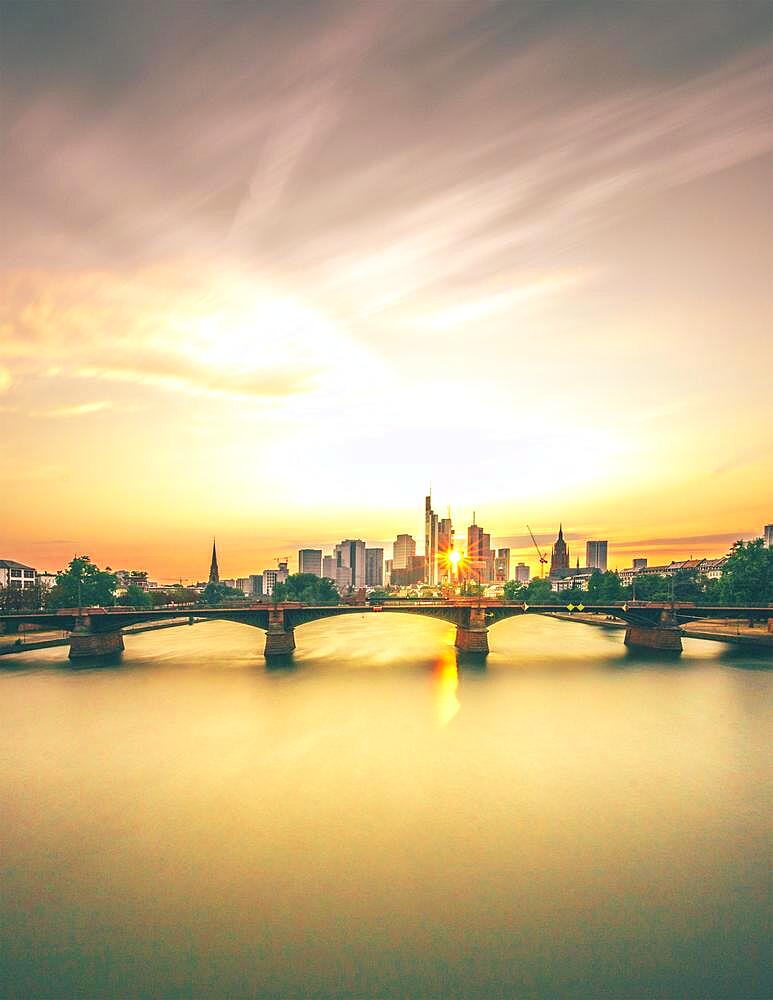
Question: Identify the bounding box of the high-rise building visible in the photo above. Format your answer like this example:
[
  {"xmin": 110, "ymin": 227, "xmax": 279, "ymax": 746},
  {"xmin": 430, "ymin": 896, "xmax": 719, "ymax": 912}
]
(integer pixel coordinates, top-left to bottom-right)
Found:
[
  {"xmin": 298, "ymin": 549, "xmax": 322, "ymax": 576},
  {"xmin": 515, "ymin": 562, "xmax": 530, "ymax": 583},
  {"xmin": 263, "ymin": 569, "xmax": 278, "ymax": 596},
  {"xmin": 322, "ymin": 555, "xmax": 336, "ymax": 580},
  {"xmin": 586, "ymin": 540, "xmax": 608, "ymax": 572},
  {"xmin": 549, "ymin": 525, "xmax": 570, "ymax": 577},
  {"xmin": 437, "ymin": 515, "xmax": 454, "ymax": 581},
  {"xmin": 335, "ymin": 539, "xmax": 366, "ymax": 590},
  {"xmin": 248, "ymin": 574, "xmax": 263, "ymax": 597},
  {"xmin": 466, "ymin": 514, "xmax": 494, "ymax": 582},
  {"xmin": 494, "ymin": 548, "xmax": 511, "ymax": 582},
  {"xmin": 765, "ymin": 524, "xmax": 773, "ymax": 548},
  {"xmin": 365, "ymin": 548, "xmax": 384, "ymax": 587},
  {"xmin": 632, "ymin": 558, "xmax": 648, "ymax": 571},
  {"xmin": 208, "ymin": 539, "xmax": 219, "ymax": 584},
  {"xmin": 424, "ymin": 494, "xmax": 439, "ymax": 585},
  {"xmin": 393, "ymin": 534, "xmax": 416, "ymax": 570},
  {"xmin": 390, "ymin": 555, "xmax": 425, "ymax": 587}
]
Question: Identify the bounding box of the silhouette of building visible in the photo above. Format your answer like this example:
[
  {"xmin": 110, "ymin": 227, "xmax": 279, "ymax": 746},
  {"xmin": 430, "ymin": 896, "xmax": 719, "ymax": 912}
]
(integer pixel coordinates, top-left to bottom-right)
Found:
[
  {"xmin": 549, "ymin": 525, "xmax": 570, "ymax": 577},
  {"xmin": 632, "ymin": 558, "xmax": 648, "ymax": 571},
  {"xmin": 424, "ymin": 494, "xmax": 438, "ymax": 585},
  {"xmin": 586, "ymin": 540, "xmax": 608, "ymax": 572},
  {"xmin": 494, "ymin": 548, "xmax": 511, "ymax": 582},
  {"xmin": 299, "ymin": 549, "xmax": 322, "ymax": 576},
  {"xmin": 391, "ymin": 555, "xmax": 425, "ymax": 587},
  {"xmin": 365, "ymin": 548, "xmax": 384, "ymax": 587},
  {"xmin": 515, "ymin": 562, "xmax": 530, "ymax": 583},
  {"xmin": 437, "ymin": 515, "xmax": 454, "ymax": 582},
  {"xmin": 336, "ymin": 540, "xmax": 366, "ymax": 590},
  {"xmin": 393, "ymin": 534, "xmax": 416, "ymax": 570},
  {"xmin": 466, "ymin": 514, "xmax": 494, "ymax": 582},
  {"xmin": 208, "ymin": 540, "xmax": 219, "ymax": 584}
]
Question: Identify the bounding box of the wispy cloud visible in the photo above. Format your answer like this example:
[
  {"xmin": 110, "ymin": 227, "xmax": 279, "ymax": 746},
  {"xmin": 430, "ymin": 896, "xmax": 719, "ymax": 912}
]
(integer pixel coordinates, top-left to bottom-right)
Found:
[{"xmin": 32, "ymin": 400, "xmax": 113, "ymax": 418}]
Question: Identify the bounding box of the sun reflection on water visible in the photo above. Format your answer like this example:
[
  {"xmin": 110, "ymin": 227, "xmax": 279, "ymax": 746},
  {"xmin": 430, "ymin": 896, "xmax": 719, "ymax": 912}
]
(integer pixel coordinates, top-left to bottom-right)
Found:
[{"xmin": 432, "ymin": 646, "xmax": 460, "ymax": 727}]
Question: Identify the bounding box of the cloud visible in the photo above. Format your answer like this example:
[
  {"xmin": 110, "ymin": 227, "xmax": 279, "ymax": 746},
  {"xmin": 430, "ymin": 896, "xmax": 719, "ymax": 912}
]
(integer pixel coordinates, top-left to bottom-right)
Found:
[{"xmin": 32, "ymin": 400, "xmax": 113, "ymax": 418}]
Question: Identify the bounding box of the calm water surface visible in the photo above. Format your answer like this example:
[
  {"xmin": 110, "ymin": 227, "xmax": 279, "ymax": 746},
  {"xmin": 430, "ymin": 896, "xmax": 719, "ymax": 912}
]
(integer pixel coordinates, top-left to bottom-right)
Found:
[{"xmin": 1, "ymin": 615, "xmax": 770, "ymax": 999}]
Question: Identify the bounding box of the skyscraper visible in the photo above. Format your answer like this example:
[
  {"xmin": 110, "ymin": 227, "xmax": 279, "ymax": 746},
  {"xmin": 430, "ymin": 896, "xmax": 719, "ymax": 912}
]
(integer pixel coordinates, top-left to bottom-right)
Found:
[
  {"xmin": 393, "ymin": 534, "xmax": 416, "ymax": 570},
  {"xmin": 586, "ymin": 540, "xmax": 608, "ymax": 572},
  {"xmin": 549, "ymin": 525, "xmax": 569, "ymax": 577},
  {"xmin": 515, "ymin": 562, "xmax": 530, "ymax": 583},
  {"xmin": 299, "ymin": 549, "xmax": 322, "ymax": 576},
  {"xmin": 424, "ymin": 494, "xmax": 438, "ymax": 585},
  {"xmin": 437, "ymin": 515, "xmax": 454, "ymax": 581},
  {"xmin": 494, "ymin": 548, "xmax": 511, "ymax": 582},
  {"xmin": 466, "ymin": 514, "xmax": 494, "ymax": 582},
  {"xmin": 336, "ymin": 539, "xmax": 366, "ymax": 590},
  {"xmin": 365, "ymin": 548, "xmax": 384, "ymax": 587},
  {"xmin": 322, "ymin": 555, "xmax": 336, "ymax": 580},
  {"xmin": 208, "ymin": 539, "xmax": 219, "ymax": 584}
]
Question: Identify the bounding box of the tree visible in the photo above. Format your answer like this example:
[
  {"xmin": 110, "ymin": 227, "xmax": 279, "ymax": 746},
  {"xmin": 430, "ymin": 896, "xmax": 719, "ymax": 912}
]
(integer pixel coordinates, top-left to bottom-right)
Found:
[
  {"xmin": 202, "ymin": 581, "xmax": 244, "ymax": 605},
  {"xmin": 116, "ymin": 583, "xmax": 152, "ymax": 608},
  {"xmin": 272, "ymin": 574, "xmax": 339, "ymax": 604},
  {"xmin": 720, "ymin": 539, "xmax": 773, "ymax": 605},
  {"xmin": 0, "ymin": 582, "xmax": 46, "ymax": 612},
  {"xmin": 587, "ymin": 570, "xmax": 624, "ymax": 603},
  {"xmin": 629, "ymin": 573, "xmax": 671, "ymax": 602},
  {"xmin": 524, "ymin": 578, "xmax": 553, "ymax": 604},
  {"xmin": 46, "ymin": 556, "xmax": 117, "ymax": 609},
  {"xmin": 503, "ymin": 579, "xmax": 526, "ymax": 601}
]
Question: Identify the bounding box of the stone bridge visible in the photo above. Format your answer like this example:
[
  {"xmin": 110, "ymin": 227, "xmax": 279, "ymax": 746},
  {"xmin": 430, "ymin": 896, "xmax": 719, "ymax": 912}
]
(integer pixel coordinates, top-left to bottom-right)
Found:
[{"xmin": 1, "ymin": 601, "xmax": 770, "ymax": 661}]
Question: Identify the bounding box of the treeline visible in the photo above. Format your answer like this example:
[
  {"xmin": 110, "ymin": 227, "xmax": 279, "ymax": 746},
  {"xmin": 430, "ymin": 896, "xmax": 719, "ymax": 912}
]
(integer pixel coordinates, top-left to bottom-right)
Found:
[
  {"xmin": 0, "ymin": 559, "xmax": 342, "ymax": 612},
  {"xmin": 503, "ymin": 539, "xmax": 772, "ymax": 606}
]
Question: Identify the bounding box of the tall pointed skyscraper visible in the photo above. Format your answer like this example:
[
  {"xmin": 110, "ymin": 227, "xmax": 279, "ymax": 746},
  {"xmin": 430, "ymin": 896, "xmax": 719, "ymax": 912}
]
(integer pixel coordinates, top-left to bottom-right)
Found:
[{"xmin": 209, "ymin": 539, "xmax": 219, "ymax": 584}]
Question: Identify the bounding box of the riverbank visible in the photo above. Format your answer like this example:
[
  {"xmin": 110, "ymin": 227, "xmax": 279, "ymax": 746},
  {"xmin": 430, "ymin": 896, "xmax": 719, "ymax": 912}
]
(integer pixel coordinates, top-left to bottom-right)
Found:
[{"xmin": 550, "ymin": 612, "xmax": 773, "ymax": 648}]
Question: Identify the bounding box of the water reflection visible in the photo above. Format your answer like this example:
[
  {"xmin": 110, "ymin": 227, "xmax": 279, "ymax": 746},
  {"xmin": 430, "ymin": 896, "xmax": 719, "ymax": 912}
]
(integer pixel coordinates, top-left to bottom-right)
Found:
[
  {"xmin": 0, "ymin": 616, "xmax": 770, "ymax": 999},
  {"xmin": 432, "ymin": 647, "xmax": 460, "ymax": 727}
]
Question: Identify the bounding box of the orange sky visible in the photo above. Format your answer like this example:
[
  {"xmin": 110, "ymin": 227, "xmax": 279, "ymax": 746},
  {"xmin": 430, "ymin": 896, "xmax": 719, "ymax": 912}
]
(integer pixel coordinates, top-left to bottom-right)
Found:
[{"xmin": 1, "ymin": 3, "xmax": 771, "ymax": 582}]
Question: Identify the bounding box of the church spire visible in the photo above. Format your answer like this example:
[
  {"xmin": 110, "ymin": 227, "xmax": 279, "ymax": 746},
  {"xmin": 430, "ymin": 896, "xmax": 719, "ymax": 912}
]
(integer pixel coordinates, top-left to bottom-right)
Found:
[{"xmin": 209, "ymin": 538, "xmax": 219, "ymax": 584}]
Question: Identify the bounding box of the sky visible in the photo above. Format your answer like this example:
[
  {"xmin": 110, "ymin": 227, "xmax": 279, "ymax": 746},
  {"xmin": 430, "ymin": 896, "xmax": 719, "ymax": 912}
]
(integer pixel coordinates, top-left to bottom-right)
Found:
[{"xmin": 1, "ymin": 0, "xmax": 771, "ymax": 581}]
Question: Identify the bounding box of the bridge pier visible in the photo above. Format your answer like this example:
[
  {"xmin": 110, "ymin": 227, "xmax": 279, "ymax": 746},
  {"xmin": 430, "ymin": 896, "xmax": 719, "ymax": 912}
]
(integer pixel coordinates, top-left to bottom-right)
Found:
[
  {"xmin": 624, "ymin": 610, "xmax": 683, "ymax": 653},
  {"xmin": 454, "ymin": 606, "xmax": 489, "ymax": 655},
  {"xmin": 264, "ymin": 609, "xmax": 295, "ymax": 657},
  {"xmin": 264, "ymin": 627, "xmax": 296, "ymax": 657},
  {"xmin": 69, "ymin": 628, "xmax": 125, "ymax": 660}
]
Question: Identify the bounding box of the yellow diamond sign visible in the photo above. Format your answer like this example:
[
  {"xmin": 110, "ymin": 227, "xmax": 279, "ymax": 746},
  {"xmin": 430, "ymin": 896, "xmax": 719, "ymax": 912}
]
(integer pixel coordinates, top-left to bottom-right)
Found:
[{"xmin": 567, "ymin": 603, "xmax": 575, "ymax": 611}]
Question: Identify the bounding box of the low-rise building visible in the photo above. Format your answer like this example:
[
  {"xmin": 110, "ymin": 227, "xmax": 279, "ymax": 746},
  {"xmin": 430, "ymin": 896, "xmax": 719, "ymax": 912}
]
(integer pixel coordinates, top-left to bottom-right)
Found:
[{"xmin": 0, "ymin": 560, "xmax": 37, "ymax": 590}]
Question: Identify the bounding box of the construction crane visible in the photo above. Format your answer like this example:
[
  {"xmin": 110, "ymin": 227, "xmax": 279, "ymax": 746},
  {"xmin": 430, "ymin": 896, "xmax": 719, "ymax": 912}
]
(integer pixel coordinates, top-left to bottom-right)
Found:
[{"xmin": 527, "ymin": 525, "xmax": 548, "ymax": 578}]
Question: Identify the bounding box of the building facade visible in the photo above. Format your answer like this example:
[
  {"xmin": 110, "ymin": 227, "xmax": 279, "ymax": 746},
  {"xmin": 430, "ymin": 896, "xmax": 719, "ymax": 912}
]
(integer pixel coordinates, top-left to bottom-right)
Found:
[
  {"xmin": 393, "ymin": 534, "xmax": 416, "ymax": 571},
  {"xmin": 765, "ymin": 524, "xmax": 773, "ymax": 548},
  {"xmin": 365, "ymin": 548, "xmax": 384, "ymax": 587},
  {"xmin": 515, "ymin": 562, "xmax": 530, "ymax": 583},
  {"xmin": 549, "ymin": 525, "xmax": 570, "ymax": 577},
  {"xmin": 494, "ymin": 548, "xmax": 511, "ymax": 582},
  {"xmin": 208, "ymin": 540, "xmax": 219, "ymax": 584},
  {"xmin": 0, "ymin": 560, "xmax": 36, "ymax": 590},
  {"xmin": 586, "ymin": 540, "xmax": 608, "ymax": 572},
  {"xmin": 298, "ymin": 549, "xmax": 323, "ymax": 576},
  {"xmin": 424, "ymin": 495, "xmax": 438, "ymax": 585},
  {"xmin": 322, "ymin": 555, "xmax": 336, "ymax": 580},
  {"xmin": 335, "ymin": 540, "xmax": 366, "ymax": 590}
]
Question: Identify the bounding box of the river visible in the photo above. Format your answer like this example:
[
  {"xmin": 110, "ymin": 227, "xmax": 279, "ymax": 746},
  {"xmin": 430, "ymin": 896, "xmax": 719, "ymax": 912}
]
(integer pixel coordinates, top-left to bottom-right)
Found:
[{"xmin": 1, "ymin": 615, "xmax": 770, "ymax": 998}]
